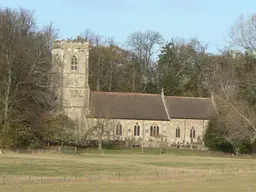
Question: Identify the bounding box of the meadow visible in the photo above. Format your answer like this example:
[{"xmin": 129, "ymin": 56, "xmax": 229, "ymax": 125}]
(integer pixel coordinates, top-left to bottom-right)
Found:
[{"xmin": 0, "ymin": 148, "xmax": 255, "ymax": 192}]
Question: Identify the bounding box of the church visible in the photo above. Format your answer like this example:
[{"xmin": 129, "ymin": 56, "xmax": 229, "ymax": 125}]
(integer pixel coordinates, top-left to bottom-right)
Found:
[{"xmin": 51, "ymin": 40, "xmax": 216, "ymax": 147}]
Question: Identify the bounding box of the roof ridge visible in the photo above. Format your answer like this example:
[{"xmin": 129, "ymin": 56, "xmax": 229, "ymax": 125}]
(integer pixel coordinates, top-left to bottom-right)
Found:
[
  {"xmin": 165, "ymin": 95, "xmax": 211, "ymax": 99},
  {"xmin": 90, "ymin": 91, "xmax": 161, "ymax": 96},
  {"xmin": 90, "ymin": 91, "xmax": 210, "ymax": 99}
]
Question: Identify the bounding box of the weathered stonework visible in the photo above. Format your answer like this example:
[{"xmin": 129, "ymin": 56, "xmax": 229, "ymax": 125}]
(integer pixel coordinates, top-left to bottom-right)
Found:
[
  {"xmin": 86, "ymin": 118, "xmax": 209, "ymax": 147},
  {"xmin": 51, "ymin": 40, "xmax": 213, "ymax": 147},
  {"xmin": 51, "ymin": 41, "xmax": 90, "ymax": 126}
]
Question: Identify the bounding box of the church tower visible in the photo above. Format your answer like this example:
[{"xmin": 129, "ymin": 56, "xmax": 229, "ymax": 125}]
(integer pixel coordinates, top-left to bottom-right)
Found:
[{"xmin": 51, "ymin": 40, "xmax": 90, "ymax": 128}]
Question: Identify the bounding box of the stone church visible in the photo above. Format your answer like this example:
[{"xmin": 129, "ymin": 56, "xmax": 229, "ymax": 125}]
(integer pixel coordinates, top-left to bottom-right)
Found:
[{"xmin": 51, "ymin": 40, "xmax": 216, "ymax": 147}]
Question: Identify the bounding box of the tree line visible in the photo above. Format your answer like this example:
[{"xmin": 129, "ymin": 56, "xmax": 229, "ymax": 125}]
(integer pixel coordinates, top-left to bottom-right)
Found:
[{"xmin": 1, "ymin": 7, "xmax": 256, "ymax": 154}]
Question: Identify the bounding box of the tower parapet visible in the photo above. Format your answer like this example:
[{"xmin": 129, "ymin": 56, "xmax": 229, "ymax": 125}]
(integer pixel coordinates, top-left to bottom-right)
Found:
[{"xmin": 52, "ymin": 40, "xmax": 89, "ymax": 50}]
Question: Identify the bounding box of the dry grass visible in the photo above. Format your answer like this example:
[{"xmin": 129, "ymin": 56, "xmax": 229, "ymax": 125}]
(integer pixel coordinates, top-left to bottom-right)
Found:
[{"xmin": 0, "ymin": 151, "xmax": 256, "ymax": 191}]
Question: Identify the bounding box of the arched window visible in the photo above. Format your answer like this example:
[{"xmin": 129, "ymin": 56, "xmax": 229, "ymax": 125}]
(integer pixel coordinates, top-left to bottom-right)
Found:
[
  {"xmin": 115, "ymin": 123, "xmax": 122, "ymax": 136},
  {"xmin": 176, "ymin": 127, "xmax": 180, "ymax": 138},
  {"xmin": 134, "ymin": 123, "xmax": 140, "ymax": 136},
  {"xmin": 71, "ymin": 55, "xmax": 78, "ymax": 71},
  {"xmin": 190, "ymin": 127, "xmax": 196, "ymax": 139},
  {"xmin": 150, "ymin": 125, "xmax": 159, "ymax": 136}
]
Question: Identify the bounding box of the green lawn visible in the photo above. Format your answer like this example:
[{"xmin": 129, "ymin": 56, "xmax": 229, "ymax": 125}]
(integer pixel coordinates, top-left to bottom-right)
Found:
[{"xmin": 0, "ymin": 148, "xmax": 255, "ymax": 191}]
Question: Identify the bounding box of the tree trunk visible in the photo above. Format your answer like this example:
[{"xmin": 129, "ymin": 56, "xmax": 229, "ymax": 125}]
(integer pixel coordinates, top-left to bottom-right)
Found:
[
  {"xmin": 231, "ymin": 144, "xmax": 240, "ymax": 155},
  {"xmin": 98, "ymin": 138, "xmax": 102, "ymax": 151},
  {"xmin": 4, "ymin": 61, "xmax": 12, "ymax": 123},
  {"xmin": 197, "ymin": 71, "xmax": 203, "ymax": 97},
  {"xmin": 96, "ymin": 57, "xmax": 101, "ymax": 92},
  {"xmin": 47, "ymin": 138, "xmax": 50, "ymax": 148},
  {"xmin": 132, "ymin": 67, "xmax": 136, "ymax": 92},
  {"xmin": 108, "ymin": 60, "xmax": 113, "ymax": 91},
  {"xmin": 98, "ymin": 126, "xmax": 102, "ymax": 150}
]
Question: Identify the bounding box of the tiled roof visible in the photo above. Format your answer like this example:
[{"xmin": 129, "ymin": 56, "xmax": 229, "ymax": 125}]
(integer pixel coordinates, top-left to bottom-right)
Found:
[
  {"xmin": 89, "ymin": 91, "xmax": 169, "ymax": 120},
  {"xmin": 165, "ymin": 96, "xmax": 215, "ymax": 119},
  {"xmin": 89, "ymin": 91, "xmax": 215, "ymax": 120}
]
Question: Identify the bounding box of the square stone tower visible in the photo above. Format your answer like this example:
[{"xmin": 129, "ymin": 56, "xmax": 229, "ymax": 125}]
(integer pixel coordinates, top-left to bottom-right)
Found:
[{"xmin": 51, "ymin": 40, "xmax": 90, "ymax": 127}]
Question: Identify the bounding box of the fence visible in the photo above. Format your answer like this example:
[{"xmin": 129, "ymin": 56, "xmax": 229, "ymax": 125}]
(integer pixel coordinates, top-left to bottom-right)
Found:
[
  {"xmin": 0, "ymin": 166, "xmax": 256, "ymax": 186},
  {"xmin": 4, "ymin": 146, "xmax": 78, "ymax": 154}
]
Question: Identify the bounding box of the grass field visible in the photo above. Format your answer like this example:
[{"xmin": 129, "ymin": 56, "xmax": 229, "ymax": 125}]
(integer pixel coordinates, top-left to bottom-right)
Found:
[{"xmin": 0, "ymin": 148, "xmax": 256, "ymax": 191}]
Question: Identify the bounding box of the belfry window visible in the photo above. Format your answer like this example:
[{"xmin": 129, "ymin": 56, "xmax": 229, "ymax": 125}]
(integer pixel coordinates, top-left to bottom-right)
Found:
[
  {"xmin": 150, "ymin": 125, "xmax": 159, "ymax": 136},
  {"xmin": 190, "ymin": 127, "xmax": 196, "ymax": 139},
  {"xmin": 71, "ymin": 56, "xmax": 78, "ymax": 71},
  {"xmin": 134, "ymin": 123, "xmax": 140, "ymax": 136},
  {"xmin": 116, "ymin": 123, "xmax": 122, "ymax": 136},
  {"xmin": 176, "ymin": 127, "xmax": 180, "ymax": 138}
]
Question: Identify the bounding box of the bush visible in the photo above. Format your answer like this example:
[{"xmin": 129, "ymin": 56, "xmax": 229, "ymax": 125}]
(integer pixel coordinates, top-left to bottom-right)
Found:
[
  {"xmin": 204, "ymin": 118, "xmax": 234, "ymax": 153},
  {"xmin": 102, "ymin": 140, "xmax": 125, "ymax": 149},
  {"xmin": 0, "ymin": 122, "xmax": 39, "ymax": 149},
  {"xmin": 204, "ymin": 117, "xmax": 256, "ymax": 154}
]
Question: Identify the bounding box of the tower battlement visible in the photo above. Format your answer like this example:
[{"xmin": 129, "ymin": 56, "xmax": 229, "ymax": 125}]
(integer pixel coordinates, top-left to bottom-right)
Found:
[{"xmin": 52, "ymin": 40, "xmax": 89, "ymax": 50}]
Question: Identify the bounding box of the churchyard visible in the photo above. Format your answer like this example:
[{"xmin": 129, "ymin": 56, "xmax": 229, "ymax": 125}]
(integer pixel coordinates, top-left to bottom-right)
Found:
[{"xmin": 0, "ymin": 148, "xmax": 255, "ymax": 192}]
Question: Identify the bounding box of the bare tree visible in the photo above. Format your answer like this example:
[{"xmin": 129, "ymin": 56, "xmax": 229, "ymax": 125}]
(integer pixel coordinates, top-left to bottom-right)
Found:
[
  {"xmin": 151, "ymin": 134, "xmax": 168, "ymax": 154},
  {"xmin": 210, "ymin": 51, "xmax": 256, "ymax": 152},
  {"xmin": 105, "ymin": 37, "xmax": 116, "ymax": 92},
  {"xmin": 81, "ymin": 30, "xmax": 105, "ymax": 92},
  {"xmin": 218, "ymin": 86, "xmax": 256, "ymax": 144},
  {"xmin": 211, "ymin": 14, "xmax": 256, "ymax": 147},
  {"xmin": 126, "ymin": 30, "xmax": 164, "ymax": 85},
  {"xmin": 85, "ymin": 117, "xmax": 116, "ymax": 151},
  {"xmin": 229, "ymin": 14, "xmax": 256, "ymax": 52},
  {"xmin": 215, "ymin": 96, "xmax": 254, "ymax": 154},
  {"xmin": 0, "ymin": 8, "xmax": 57, "ymax": 147}
]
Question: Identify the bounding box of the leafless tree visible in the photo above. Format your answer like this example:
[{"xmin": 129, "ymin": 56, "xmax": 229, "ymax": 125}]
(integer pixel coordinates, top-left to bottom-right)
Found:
[
  {"xmin": 211, "ymin": 51, "xmax": 256, "ymax": 152},
  {"xmin": 229, "ymin": 14, "xmax": 256, "ymax": 52},
  {"xmin": 126, "ymin": 30, "xmax": 164, "ymax": 85},
  {"xmin": 82, "ymin": 30, "xmax": 104, "ymax": 92},
  {"xmin": 84, "ymin": 116, "xmax": 116, "ymax": 151},
  {"xmin": 213, "ymin": 14, "xmax": 256, "ymax": 147},
  {"xmin": 105, "ymin": 37, "xmax": 116, "ymax": 91},
  {"xmin": 150, "ymin": 134, "xmax": 168, "ymax": 154},
  {"xmin": 0, "ymin": 8, "xmax": 57, "ymax": 147}
]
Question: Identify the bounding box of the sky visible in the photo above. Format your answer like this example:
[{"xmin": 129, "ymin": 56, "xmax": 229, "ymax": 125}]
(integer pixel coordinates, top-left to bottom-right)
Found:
[{"xmin": 2, "ymin": 0, "xmax": 256, "ymax": 53}]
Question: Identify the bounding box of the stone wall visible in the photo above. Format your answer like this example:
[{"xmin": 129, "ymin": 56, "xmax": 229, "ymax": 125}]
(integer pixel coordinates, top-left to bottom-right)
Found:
[
  {"xmin": 51, "ymin": 41, "xmax": 90, "ymax": 122},
  {"xmin": 86, "ymin": 118, "xmax": 209, "ymax": 147}
]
